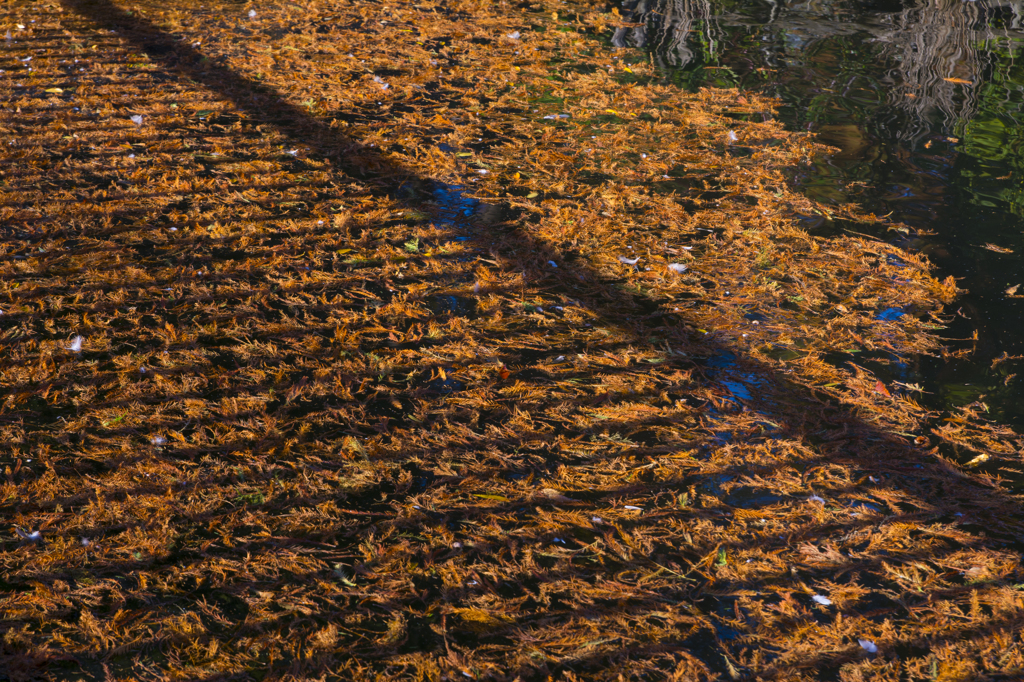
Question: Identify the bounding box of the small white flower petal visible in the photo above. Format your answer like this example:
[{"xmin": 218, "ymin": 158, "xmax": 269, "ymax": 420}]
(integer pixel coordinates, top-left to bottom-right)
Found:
[
  {"xmin": 808, "ymin": 495, "xmax": 826, "ymax": 504},
  {"xmin": 248, "ymin": 9, "xmax": 257, "ymax": 18},
  {"xmin": 130, "ymin": 114, "xmax": 143, "ymax": 126},
  {"xmin": 67, "ymin": 335, "xmax": 83, "ymax": 352},
  {"xmin": 812, "ymin": 594, "xmax": 832, "ymax": 606},
  {"xmin": 624, "ymin": 505, "xmax": 642, "ymax": 511},
  {"xmin": 668, "ymin": 263, "xmax": 688, "ymax": 273},
  {"xmin": 858, "ymin": 639, "xmax": 878, "ymax": 654},
  {"xmin": 618, "ymin": 256, "xmax": 640, "ymax": 265}
]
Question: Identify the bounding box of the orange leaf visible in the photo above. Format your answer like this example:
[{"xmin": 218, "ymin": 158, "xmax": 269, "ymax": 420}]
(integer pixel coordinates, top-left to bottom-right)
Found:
[{"xmin": 875, "ymin": 381, "xmax": 892, "ymax": 398}]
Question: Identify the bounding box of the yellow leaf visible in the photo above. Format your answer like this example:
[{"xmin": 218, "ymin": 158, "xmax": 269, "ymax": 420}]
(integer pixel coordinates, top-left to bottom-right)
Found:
[
  {"xmin": 45, "ymin": 88, "xmax": 63, "ymax": 94},
  {"xmin": 473, "ymin": 493, "xmax": 509, "ymax": 501}
]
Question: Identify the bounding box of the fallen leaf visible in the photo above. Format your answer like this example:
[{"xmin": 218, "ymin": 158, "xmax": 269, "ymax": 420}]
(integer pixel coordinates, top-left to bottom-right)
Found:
[{"xmin": 965, "ymin": 453, "xmax": 990, "ymax": 466}]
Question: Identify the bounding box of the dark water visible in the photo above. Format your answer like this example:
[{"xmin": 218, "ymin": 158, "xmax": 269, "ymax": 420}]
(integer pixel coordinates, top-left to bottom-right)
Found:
[{"xmin": 616, "ymin": 0, "xmax": 1024, "ymax": 427}]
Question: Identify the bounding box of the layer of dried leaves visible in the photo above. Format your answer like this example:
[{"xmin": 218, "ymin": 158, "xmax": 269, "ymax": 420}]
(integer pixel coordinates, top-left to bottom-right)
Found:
[{"xmin": 2, "ymin": 0, "xmax": 1024, "ymax": 680}]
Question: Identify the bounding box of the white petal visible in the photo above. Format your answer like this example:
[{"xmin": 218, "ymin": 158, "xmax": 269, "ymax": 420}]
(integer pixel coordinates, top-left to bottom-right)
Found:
[
  {"xmin": 618, "ymin": 256, "xmax": 640, "ymax": 265},
  {"xmin": 808, "ymin": 495, "xmax": 825, "ymax": 504},
  {"xmin": 668, "ymin": 263, "xmax": 688, "ymax": 273},
  {"xmin": 248, "ymin": 9, "xmax": 257, "ymax": 18},
  {"xmin": 624, "ymin": 505, "xmax": 642, "ymax": 511},
  {"xmin": 812, "ymin": 594, "xmax": 832, "ymax": 606},
  {"xmin": 858, "ymin": 639, "xmax": 878, "ymax": 653}
]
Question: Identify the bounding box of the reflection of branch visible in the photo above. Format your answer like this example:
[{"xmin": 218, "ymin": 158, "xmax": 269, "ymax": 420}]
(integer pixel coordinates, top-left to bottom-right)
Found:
[
  {"xmin": 613, "ymin": 0, "xmax": 720, "ymax": 69},
  {"xmin": 879, "ymin": 0, "xmax": 985, "ymax": 144}
]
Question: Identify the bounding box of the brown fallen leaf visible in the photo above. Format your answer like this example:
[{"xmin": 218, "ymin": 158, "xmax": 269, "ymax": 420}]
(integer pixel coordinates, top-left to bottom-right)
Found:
[{"xmin": 537, "ymin": 488, "xmax": 573, "ymax": 503}]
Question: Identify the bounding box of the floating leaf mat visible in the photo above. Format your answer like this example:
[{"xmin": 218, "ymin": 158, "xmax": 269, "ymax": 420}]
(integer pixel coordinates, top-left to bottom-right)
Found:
[{"xmin": 2, "ymin": 0, "xmax": 1024, "ymax": 680}]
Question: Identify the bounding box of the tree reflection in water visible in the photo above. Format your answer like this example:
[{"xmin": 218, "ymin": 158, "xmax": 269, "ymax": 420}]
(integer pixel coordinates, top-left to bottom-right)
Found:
[{"xmin": 612, "ymin": 0, "xmax": 1024, "ymax": 143}]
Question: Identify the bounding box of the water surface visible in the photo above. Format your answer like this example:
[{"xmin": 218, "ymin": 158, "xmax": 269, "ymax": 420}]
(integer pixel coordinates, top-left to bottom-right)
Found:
[{"xmin": 617, "ymin": 0, "xmax": 1024, "ymax": 427}]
